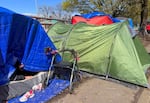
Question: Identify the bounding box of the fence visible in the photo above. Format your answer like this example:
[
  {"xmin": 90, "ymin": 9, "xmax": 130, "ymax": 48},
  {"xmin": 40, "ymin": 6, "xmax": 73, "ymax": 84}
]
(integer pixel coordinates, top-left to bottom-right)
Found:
[{"xmin": 26, "ymin": 15, "xmax": 69, "ymax": 32}]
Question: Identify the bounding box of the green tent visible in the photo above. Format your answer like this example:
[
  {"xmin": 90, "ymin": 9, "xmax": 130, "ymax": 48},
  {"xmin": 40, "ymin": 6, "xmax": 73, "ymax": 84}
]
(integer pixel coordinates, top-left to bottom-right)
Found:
[{"xmin": 48, "ymin": 21, "xmax": 150, "ymax": 87}]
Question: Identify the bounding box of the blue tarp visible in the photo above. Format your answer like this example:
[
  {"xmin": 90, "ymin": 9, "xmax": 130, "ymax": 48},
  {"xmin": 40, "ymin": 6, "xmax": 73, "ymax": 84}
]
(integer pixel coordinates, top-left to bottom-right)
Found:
[
  {"xmin": 80, "ymin": 11, "xmax": 106, "ymax": 19},
  {"xmin": 0, "ymin": 7, "xmax": 61, "ymax": 85}
]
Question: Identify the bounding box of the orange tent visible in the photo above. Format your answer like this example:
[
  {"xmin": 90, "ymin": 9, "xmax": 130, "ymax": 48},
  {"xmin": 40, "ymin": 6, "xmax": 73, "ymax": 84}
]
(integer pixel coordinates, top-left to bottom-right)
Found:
[{"xmin": 72, "ymin": 16, "xmax": 113, "ymax": 26}]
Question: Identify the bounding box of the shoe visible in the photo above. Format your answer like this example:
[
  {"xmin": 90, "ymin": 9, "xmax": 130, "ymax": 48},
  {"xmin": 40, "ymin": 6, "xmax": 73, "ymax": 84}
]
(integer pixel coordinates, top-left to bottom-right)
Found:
[
  {"xmin": 19, "ymin": 90, "xmax": 34, "ymax": 102},
  {"xmin": 32, "ymin": 83, "xmax": 43, "ymax": 91}
]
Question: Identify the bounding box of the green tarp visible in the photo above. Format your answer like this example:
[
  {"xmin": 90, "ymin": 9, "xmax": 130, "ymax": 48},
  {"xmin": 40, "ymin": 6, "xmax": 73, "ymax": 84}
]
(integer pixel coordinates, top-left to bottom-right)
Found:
[{"xmin": 48, "ymin": 21, "xmax": 150, "ymax": 87}]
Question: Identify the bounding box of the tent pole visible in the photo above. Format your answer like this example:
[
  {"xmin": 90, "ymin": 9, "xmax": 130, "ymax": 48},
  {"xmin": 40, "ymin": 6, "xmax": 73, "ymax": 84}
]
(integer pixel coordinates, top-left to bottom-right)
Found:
[{"xmin": 105, "ymin": 34, "xmax": 118, "ymax": 79}]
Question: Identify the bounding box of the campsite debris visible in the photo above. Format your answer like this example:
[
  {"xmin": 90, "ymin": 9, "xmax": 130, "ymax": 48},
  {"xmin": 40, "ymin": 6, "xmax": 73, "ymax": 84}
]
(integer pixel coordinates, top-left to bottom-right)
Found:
[
  {"xmin": 19, "ymin": 89, "xmax": 35, "ymax": 102},
  {"xmin": 32, "ymin": 83, "xmax": 43, "ymax": 91}
]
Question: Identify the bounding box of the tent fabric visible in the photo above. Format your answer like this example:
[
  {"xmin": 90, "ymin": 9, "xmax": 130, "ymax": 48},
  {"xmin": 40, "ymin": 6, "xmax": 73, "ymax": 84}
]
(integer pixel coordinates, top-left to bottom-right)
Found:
[
  {"xmin": 72, "ymin": 12, "xmax": 135, "ymax": 37},
  {"xmin": 133, "ymin": 37, "xmax": 150, "ymax": 71},
  {"xmin": 72, "ymin": 16, "xmax": 113, "ymax": 25},
  {"xmin": 47, "ymin": 21, "xmax": 150, "ymax": 87},
  {"xmin": 0, "ymin": 7, "xmax": 61, "ymax": 85}
]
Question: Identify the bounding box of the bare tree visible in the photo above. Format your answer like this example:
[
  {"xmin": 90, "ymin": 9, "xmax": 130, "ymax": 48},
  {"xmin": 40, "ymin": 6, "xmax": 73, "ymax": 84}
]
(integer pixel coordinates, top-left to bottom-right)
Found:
[
  {"xmin": 38, "ymin": 5, "xmax": 52, "ymax": 18},
  {"xmin": 38, "ymin": 4, "xmax": 71, "ymax": 21}
]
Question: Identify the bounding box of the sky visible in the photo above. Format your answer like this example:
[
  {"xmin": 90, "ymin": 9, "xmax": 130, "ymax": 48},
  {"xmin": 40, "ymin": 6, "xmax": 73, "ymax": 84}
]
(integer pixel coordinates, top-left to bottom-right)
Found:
[{"xmin": 0, "ymin": 0, "xmax": 62, "ymax": 15}]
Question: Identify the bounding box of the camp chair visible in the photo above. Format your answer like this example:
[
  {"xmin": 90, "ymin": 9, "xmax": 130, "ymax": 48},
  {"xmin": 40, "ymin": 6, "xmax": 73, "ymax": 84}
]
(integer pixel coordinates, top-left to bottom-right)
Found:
[{"xmin": 45, "ymin": 47, "xmax": 81, "ymax": 93}]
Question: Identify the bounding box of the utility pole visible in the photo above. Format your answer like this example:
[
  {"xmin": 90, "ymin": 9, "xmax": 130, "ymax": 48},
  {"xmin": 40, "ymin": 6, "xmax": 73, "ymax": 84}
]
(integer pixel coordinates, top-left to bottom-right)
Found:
[{"xmin": 35, "ymin": 0, "xmax": 38, "ymax": 14}]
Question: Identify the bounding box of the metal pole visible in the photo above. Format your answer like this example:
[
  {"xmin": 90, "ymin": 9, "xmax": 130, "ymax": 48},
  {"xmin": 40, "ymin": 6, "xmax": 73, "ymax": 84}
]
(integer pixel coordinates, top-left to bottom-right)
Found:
[{"xmin": 34, "ymin": 0, "xmax": 38, "ymax": 14}]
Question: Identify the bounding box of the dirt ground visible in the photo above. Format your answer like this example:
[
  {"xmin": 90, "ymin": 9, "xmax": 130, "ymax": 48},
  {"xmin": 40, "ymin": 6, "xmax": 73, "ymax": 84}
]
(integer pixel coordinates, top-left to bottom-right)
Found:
[{"xmin": 47, "ymin": 35, "xmax": 150, "ymax": 103}]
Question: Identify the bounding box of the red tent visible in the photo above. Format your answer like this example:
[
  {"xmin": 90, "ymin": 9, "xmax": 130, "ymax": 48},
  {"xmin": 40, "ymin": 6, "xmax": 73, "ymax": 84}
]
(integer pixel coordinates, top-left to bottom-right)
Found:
[{"xmin": 72, "ymin": 16, "xmax": 113, "ymax": 26}]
